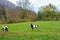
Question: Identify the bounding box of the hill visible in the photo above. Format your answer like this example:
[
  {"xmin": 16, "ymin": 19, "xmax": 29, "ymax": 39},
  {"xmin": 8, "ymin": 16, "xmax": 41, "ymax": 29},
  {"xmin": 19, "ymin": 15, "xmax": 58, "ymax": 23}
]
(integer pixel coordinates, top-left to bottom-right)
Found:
[
  {"xmin": 0, "ymin": 0, "xmax": 15, "ymax": 8},
  {"xmin": 0, "ymin": 0, "xmax": 37, "ymax": 23}
]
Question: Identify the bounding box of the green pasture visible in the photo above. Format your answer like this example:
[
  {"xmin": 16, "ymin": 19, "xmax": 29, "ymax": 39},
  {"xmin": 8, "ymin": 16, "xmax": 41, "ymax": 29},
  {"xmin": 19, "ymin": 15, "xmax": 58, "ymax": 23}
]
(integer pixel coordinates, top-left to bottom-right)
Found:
[{"xmin": 0, "ymin": 21, "xmax": 60, "ymax": 40}]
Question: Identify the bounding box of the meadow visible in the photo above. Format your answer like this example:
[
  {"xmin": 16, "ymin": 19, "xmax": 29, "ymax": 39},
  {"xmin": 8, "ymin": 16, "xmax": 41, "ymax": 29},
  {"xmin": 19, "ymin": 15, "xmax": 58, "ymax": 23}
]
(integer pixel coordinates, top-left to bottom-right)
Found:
[{"xmin": 0, "ymin": 21, "xmax": 60, "ymax": 40}]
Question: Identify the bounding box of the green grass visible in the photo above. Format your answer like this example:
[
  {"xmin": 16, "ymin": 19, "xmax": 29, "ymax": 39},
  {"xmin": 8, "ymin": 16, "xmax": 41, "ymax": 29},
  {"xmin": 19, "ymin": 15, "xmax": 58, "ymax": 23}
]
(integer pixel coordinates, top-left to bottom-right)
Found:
[{"xmin": 0, "ymin": 21, "xmax": 60, "ymax": 40}]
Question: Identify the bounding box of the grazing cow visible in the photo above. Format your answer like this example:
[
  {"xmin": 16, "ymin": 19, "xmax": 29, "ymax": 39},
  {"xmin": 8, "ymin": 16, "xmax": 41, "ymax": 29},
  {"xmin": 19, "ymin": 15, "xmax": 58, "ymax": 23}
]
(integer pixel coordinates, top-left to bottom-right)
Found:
[
  {"xmin": 30, "ymin": 23, "xmax": 39, "ymax": 30},
  {"xmin": 2, "ymin": 26, "xmax": 8, "ymax": 32}
]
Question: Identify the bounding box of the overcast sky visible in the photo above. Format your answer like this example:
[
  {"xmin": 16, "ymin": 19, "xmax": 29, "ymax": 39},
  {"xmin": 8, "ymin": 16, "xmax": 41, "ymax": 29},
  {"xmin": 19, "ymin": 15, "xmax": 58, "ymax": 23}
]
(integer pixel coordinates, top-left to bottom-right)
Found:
[{"xmin": 8, "ymin": 0, "xmax": 60, "ymax": 13}]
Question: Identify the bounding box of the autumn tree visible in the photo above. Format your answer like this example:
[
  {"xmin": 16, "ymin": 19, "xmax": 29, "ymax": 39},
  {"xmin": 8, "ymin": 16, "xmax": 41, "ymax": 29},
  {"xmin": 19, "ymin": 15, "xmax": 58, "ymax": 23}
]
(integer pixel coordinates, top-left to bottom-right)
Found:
[
  {"xmin": 16, "ymin": 0, "xmax": 37, "ymax": 22},
  {"xmin": 0, "ymin": 5, "xmax": 7, "ymax": 23}
]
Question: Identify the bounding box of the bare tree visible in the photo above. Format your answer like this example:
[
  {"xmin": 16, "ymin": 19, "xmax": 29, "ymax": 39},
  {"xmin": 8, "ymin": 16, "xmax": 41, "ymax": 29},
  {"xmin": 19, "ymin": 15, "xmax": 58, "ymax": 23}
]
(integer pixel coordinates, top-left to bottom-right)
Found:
[{"xmin": 17, "ymin": 0, "xmax": 33, "ymax": 10}]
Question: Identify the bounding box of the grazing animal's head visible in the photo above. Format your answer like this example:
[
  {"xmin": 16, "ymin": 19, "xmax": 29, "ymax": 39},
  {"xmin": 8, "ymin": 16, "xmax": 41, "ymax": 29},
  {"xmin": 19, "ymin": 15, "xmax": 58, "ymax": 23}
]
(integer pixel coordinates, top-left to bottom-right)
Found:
[
  {"xmin": 30, "ymin": 23, "xmax": 34, "ymax": 30},
  {"xmin": 5, "ymin": 27, "xmax": 8, "ymax": 32}
]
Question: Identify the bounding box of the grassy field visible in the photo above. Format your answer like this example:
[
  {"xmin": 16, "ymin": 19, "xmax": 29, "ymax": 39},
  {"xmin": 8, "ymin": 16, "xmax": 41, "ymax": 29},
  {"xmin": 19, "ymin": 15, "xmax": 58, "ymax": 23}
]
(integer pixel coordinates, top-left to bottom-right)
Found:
[{"xmin": 0, "ymin": 21, "xmax": 60, "ymax": 40}]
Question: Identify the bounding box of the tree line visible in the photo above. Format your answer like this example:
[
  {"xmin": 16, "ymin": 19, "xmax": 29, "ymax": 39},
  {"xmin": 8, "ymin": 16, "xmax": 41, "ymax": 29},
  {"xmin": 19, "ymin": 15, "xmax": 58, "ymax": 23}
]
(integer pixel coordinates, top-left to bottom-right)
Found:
[{"xmin": 0, "ymin": 0, "xmax": 60, "ymax": 24}]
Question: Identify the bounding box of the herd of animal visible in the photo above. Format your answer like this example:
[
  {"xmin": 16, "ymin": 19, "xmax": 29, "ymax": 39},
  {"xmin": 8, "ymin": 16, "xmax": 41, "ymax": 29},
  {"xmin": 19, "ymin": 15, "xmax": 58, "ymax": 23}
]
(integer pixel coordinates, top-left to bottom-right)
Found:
[{"xmin": 1, "ymin": 23, "xmax": 39, "ymax": 32}]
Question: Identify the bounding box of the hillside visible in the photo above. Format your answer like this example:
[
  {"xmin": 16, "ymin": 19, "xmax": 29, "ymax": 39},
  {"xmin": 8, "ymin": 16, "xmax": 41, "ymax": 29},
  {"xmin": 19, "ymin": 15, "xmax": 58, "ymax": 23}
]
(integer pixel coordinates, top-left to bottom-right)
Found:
[
  {"xmin": 0, "ymin": 0, "xmax": 37, "ymax": 23},
  {"xmin": 0, "ymin": 0, "xmax": 15, "ymax": 8}
]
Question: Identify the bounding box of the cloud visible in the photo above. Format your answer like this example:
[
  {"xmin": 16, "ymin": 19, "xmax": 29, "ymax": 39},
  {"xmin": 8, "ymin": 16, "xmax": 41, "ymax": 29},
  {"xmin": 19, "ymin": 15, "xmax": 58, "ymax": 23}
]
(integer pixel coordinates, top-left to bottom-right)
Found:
[
  {"xmin": 8, "ymin": 0, "xmax": 60, "ymax": 13},
  {"xmin": 29, "ymin": 0, "xmax": 60, "ymax": 12},
  {"xmin": 29, "ymin": 0, "xmax": 60, "ymax": 7},
  {"xmin": 8, "ymin": 0, "xmax": 18, "ymax": 5}
]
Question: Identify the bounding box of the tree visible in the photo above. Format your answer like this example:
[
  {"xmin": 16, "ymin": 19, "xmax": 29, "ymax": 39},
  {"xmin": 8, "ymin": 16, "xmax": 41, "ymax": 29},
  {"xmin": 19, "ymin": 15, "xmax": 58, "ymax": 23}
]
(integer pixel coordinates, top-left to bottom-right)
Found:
[
  {"xmin": 16, "ymin": 0, "xmax": 37, "ymax": 21},
  {"xmin": 17, "ymin": 0, "xmax": 31, "ymax": 20},
  {"xmin": 0, "ymin": 5, "xmax": 7, "ymax": 23},
  {"xmin": 38, "ymin": 4, "xmax": 58, "ymax": 21},
  {"xmin": 17, "ymin": 0, "xmax": 32, "ymax": 10}
]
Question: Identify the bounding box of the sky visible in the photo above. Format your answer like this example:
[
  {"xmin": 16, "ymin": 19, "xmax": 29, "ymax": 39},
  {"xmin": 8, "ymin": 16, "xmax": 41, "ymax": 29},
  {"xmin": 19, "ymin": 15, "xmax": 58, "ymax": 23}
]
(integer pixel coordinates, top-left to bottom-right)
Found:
[{"xmin": 8, "ymin": 0, "xmax": 60, "ymax": 13}]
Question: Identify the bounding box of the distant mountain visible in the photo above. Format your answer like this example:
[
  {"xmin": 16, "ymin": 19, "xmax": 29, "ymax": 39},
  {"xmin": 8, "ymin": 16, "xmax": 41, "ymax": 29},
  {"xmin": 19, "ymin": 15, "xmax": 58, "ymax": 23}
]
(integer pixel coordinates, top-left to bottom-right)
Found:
[{"xmin": 0, "ymin": 0, "xmax": 15, "ymax": 8}]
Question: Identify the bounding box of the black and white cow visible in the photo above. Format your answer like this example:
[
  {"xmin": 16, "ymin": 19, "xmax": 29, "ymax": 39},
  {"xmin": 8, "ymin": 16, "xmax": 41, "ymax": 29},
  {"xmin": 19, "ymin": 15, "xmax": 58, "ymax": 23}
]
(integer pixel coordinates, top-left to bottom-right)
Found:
[
  {"xmin": 2, "ymin": 26, "xmax": 8, "ymax": 32},
  {"xmin": 30, "ymin": 23, "xmax": 39, "ymax": 30}
]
